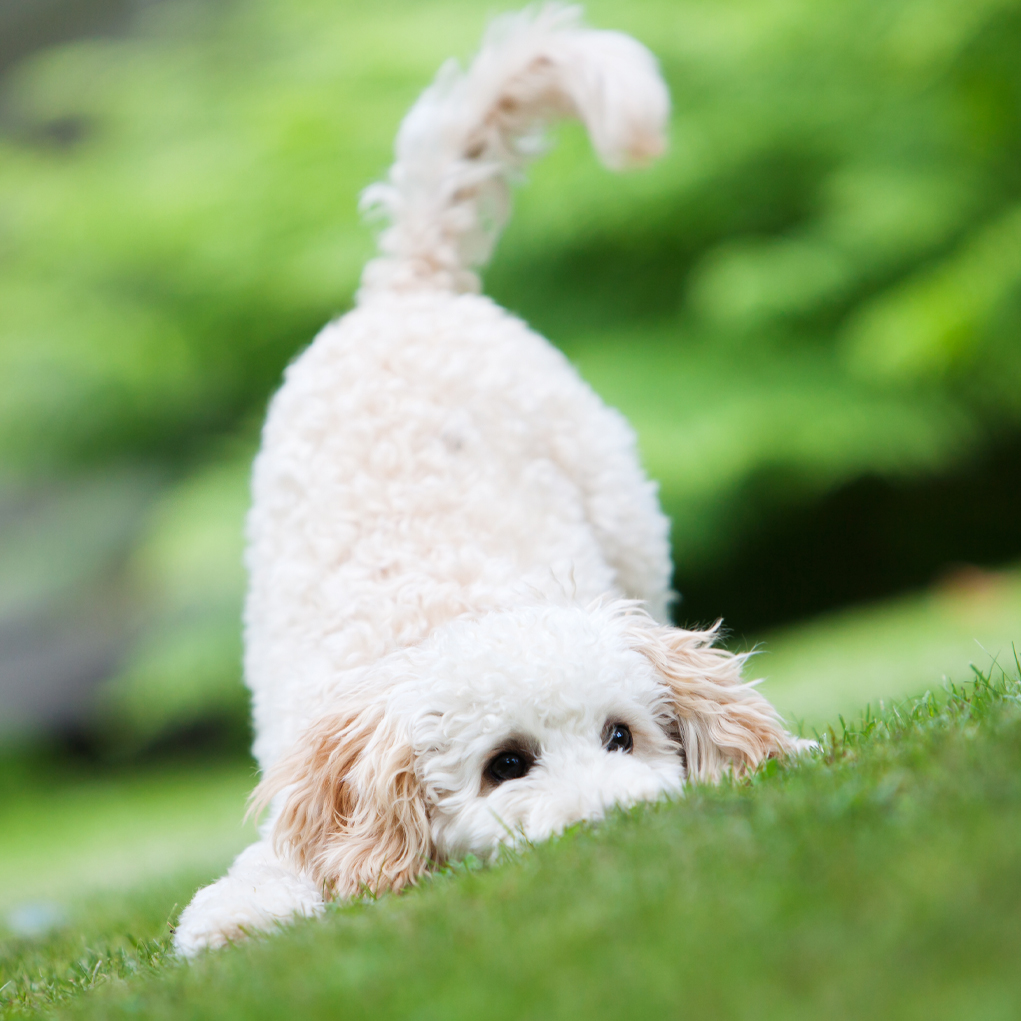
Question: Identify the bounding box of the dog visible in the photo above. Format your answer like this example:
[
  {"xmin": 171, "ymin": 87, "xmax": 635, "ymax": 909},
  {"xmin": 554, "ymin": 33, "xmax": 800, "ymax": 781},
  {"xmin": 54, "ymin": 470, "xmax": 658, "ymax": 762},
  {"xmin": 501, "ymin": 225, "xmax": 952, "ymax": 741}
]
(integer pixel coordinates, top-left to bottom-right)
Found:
[{"xmin": 173, "ymin": 4, "xmax": 804, "ymax": 956}]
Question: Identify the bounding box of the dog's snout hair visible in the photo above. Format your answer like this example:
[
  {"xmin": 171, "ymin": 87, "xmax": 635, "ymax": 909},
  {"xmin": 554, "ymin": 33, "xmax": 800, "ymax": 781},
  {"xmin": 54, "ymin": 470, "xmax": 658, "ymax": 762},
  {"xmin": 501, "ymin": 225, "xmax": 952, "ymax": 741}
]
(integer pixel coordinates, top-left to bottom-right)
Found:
[
  {"xmin": 173, "ymin": 6, "xmax": 808, "ymax": 957},
  {"xmin": 514, "ymin": 740, "xmax": 674, "ymax": 838}
]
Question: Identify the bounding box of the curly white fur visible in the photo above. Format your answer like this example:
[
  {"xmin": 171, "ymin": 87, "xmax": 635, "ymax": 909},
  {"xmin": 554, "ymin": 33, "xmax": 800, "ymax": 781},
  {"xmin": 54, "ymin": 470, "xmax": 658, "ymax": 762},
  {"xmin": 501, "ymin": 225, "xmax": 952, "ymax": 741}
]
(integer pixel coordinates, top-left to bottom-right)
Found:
[
  {"xmin": 360, "ymin": 4, "xmax": 668, "ymax": 294},
  {"xmin": 174, "ymin": 4, "xmax": 802, "ymax": 957}
]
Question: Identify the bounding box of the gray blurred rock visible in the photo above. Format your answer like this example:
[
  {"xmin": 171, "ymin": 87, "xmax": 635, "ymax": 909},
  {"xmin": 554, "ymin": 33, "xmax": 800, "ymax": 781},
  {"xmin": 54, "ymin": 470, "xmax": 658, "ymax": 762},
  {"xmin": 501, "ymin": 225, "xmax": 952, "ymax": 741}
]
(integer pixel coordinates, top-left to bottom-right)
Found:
[
  {"xmin": 0, "ymin": 0, "xmax": 161, "ymax": 80},
  {"xmin": 0, "ymin": 471, "xmax": 162, "ymax": 738},
  {"xmin": 5, "ymin": 901, "xmax": 68, "ymax": 937}
]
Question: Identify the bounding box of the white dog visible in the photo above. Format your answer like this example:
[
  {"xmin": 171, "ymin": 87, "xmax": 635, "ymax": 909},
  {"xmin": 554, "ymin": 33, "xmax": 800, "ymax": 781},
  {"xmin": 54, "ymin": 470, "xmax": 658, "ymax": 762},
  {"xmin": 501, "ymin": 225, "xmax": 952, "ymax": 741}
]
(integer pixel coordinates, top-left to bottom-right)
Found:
[{"xmin": 174, "ymin": 4, "xmax": 803, "ymax": 956}]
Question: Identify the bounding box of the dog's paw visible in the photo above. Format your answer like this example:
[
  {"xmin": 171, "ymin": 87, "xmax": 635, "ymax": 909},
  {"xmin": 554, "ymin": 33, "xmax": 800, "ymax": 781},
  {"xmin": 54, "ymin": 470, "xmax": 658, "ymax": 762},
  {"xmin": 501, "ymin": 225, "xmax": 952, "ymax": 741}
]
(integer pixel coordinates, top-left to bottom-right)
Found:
[{"xmin": 174, "ymin": 849, "xmax": 324, "ymax": 957}]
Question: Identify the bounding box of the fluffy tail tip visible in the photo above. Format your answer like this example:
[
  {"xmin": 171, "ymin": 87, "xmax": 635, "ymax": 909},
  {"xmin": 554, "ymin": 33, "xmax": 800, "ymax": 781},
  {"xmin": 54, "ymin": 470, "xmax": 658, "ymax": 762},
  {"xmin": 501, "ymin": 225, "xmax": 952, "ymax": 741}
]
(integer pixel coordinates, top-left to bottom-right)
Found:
[{"xmin": 359, "ymin": 4, "xmax": 670, "ymax": 296}]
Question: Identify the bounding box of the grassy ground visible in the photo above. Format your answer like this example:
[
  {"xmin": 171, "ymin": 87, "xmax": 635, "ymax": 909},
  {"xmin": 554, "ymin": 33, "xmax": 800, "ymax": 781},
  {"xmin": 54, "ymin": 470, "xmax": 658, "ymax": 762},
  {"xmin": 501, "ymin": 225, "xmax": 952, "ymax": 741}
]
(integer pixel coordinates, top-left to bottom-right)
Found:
[
  {"xmin": 2, "ymin": 653, "xmax": 1020, "ymax": 1019},
  {"xmin": 756, "ymin": 566, "xmax": 1021, "ymax": 731},
  {"xmin": 0, "ymin": 760, "xmax": 255, "ymax": 917},
  {"xmin": 0, "ymin": 759, "xmax": 253, "ymax": 1017}
]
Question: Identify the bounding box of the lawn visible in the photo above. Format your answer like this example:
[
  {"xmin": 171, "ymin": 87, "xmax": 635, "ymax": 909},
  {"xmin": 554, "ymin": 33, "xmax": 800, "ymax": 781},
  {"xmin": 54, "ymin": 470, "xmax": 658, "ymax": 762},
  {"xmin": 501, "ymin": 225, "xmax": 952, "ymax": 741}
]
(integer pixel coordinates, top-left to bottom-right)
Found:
[
  {"xmin": 2, "ymin": 637, "xmax": 1019, "ymax": 1019},
  {"xmin": 0, "ymin": 760, "xmax": 255, "ymax": 918},
  {"xmin": 756, "ymin": 565, "xmax": 1021, "ymax": 730}
]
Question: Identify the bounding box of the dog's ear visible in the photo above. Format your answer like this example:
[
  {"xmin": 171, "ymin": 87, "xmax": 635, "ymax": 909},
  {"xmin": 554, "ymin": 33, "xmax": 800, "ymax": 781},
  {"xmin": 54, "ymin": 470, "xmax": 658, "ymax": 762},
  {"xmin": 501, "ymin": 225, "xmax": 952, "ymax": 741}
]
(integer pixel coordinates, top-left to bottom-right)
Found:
[
  {"xmin": 251, "ymin": 702, "xmax": 432, "ymax": 899},
  {"xmin": 619, "ymin": 613, "xmax": 798, "ymax": 782}
]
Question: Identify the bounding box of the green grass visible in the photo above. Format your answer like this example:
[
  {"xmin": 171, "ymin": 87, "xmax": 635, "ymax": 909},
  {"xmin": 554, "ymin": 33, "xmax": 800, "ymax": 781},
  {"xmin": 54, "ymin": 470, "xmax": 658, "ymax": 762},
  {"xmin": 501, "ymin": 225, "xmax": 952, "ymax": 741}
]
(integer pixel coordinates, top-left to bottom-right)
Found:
[
  {"xmin": 0, "ymin": 759, "xmax": 255, "ymax": 915},
  {"xmin": 3, "ymin": 659, "xmax": 1021, "ymax": 1020},
  {"xmin": 0, "ymin": 759, "xmax": 254, "ymax": 1017},
  {"xmin": 756, "ymin": 566, "xmax": 1021, "ymax": 731},
  {"xmin": 0, "ymin": 871, "xmax": 212, "ymax": 1018}
]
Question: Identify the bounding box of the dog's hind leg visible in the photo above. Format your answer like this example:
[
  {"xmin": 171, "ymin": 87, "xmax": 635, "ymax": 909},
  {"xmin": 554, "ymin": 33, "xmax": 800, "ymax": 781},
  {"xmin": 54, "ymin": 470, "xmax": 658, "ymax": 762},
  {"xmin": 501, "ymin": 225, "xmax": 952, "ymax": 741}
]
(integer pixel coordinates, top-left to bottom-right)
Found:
[
  {"xmin": 172, "ymin": 840, "xmax": 323, "ymax": 956},
  {"xmin": 547, "ymin": 386, "xmax": 675, "ymax": 623}
]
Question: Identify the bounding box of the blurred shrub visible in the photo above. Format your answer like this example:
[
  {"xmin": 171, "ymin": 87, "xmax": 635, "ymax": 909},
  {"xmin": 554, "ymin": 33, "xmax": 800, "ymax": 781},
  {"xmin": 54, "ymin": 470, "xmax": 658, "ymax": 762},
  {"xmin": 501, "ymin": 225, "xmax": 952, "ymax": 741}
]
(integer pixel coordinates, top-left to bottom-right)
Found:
[
  {"xmin": 2, "ymin": 0, "xmax": 1020, "ymax": 467},
  {"xmin": 1, "ymin": 0, "xmax": 1019, "ymax": 746},
  {"xmin": 95, "ymin": 450, "xmax": 251, "ymax": 751}
]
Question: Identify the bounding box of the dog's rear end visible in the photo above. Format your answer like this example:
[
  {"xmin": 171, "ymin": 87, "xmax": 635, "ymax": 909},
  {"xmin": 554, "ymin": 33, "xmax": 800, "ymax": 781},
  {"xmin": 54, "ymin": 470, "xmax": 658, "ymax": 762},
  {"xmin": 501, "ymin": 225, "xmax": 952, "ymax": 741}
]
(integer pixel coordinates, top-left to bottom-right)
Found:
[
  {"xmin": 174, "ymin": 5, "xmax": 803, "ymax": 958},
  {"xmin": 244, "ymin": 1, "xmax": 674, "ymax": 783}
]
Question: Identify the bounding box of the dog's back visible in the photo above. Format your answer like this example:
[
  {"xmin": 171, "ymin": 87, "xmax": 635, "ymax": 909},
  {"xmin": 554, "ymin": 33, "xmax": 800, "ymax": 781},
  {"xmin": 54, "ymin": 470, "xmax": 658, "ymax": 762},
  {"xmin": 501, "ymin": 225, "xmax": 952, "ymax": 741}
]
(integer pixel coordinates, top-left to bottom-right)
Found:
[{"xmin": 243, "ymin": 6, "xmax": 674, "ymax": 769}]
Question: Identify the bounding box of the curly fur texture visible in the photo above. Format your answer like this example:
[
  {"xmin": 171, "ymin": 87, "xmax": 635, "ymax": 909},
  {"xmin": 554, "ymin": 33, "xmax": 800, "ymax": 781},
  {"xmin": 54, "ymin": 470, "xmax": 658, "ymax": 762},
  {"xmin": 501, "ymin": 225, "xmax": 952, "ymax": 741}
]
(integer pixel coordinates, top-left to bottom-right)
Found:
[
  {"xmin": 360, "ymin": 3, "xmax": 669, "ymax": 294},
  {"xmin": 173, "ymin": 4, "xmax": 804, "ymax": 958}
]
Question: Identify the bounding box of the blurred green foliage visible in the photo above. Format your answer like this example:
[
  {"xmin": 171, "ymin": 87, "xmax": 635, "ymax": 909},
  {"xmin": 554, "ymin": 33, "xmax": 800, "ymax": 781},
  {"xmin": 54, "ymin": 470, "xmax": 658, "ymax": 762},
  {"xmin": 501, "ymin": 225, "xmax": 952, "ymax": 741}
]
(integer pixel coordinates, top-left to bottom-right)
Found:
[
  {"xmin": 3, "ymin": 0, "xmax": 1021, "ymax": 467},
  {"xmin": 95, "ymin": 450, "xmax": 252, "ymax": 748},
  {"xmin": 1, "ymin": 0, "xmax": 1019, "ymax": 746}
]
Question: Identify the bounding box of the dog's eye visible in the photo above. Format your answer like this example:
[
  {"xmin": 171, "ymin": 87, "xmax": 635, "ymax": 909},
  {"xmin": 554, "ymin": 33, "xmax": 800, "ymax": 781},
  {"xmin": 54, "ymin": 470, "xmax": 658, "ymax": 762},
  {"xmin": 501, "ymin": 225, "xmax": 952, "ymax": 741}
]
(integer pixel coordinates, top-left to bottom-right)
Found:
[
  {"xmin": 605, "ymin": 723, "xmax": 633, "ymax": 754},
  {"xmin": 486, "ymin": 750, "xmax": 532, "ymax": 784}
]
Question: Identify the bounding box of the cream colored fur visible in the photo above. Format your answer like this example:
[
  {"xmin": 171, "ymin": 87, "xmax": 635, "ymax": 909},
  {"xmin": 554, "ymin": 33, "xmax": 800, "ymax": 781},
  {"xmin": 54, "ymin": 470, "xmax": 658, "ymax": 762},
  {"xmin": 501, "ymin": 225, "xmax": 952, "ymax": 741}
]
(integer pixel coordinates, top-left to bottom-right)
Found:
[{"xmin": 173, "ymin": 4, "xmax": 805, "ymax": 958}]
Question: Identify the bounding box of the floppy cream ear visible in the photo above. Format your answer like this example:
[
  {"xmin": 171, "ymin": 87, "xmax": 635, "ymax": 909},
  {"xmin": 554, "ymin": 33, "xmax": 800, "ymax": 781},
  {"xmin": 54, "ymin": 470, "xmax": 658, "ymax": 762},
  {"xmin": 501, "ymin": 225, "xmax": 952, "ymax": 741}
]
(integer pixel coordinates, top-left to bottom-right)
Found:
[
  {"xmin": 251, "ymin": 703, "xmax": 432, "ymax": 899},
  {"xmin": 621, "ymin": 613, "xmax": 799, "ymax": 782}
]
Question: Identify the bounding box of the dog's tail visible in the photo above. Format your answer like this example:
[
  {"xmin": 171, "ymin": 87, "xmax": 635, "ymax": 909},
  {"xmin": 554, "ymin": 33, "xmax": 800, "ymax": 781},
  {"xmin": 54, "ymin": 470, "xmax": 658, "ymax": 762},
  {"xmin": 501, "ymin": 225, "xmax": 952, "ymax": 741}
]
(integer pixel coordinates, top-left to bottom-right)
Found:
[{"xmin": 358, "ymin": 4, "xmax": 669, "ymax": 296}]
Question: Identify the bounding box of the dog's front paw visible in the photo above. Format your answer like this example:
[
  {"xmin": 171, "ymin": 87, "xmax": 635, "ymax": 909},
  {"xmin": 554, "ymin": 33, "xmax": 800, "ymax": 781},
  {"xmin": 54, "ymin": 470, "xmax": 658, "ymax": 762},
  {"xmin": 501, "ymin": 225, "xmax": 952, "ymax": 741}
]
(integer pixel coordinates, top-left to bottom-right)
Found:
[{"xmin": 174, "ymin": 851, "xmax": 324, "ymax": 957}]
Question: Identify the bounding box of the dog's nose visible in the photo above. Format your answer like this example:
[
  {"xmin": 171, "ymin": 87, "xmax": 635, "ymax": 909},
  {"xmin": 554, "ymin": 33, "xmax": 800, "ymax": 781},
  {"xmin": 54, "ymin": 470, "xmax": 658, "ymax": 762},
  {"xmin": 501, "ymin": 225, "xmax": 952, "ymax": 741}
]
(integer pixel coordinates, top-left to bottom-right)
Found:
[{"xmin": 521, "ymin": 748, "xmax": 661, "ymax": 840}]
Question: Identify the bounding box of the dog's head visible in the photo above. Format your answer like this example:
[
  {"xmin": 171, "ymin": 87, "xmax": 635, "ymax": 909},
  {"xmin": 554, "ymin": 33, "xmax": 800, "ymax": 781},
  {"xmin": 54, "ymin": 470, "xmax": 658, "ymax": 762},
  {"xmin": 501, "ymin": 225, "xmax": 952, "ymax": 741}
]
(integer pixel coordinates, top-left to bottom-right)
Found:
[{"xmin": 254, "ymin": 602, "xmax": 800, "ymax": 899}]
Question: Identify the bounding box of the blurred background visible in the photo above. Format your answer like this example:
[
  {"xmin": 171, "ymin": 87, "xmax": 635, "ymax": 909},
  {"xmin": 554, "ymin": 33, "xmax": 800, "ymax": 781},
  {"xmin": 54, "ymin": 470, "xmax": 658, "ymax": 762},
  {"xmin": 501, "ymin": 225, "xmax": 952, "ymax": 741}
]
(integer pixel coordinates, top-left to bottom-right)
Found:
[{"xmin": 1, "ymin": 0, "xmax": 1019, "ymax": 923}]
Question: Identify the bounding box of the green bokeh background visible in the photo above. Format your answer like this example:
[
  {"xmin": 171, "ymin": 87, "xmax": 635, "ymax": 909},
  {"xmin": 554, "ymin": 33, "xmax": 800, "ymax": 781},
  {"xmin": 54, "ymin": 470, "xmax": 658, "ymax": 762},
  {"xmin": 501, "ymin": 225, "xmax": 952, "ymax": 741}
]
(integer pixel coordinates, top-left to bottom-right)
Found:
[
  {"xmin": 0, "ymin": 0, "xmax": 1019, "ymax": 875},
  {"xmin": 1, "ymin": 2, "xmax": 1021, "ymax": 1012}
]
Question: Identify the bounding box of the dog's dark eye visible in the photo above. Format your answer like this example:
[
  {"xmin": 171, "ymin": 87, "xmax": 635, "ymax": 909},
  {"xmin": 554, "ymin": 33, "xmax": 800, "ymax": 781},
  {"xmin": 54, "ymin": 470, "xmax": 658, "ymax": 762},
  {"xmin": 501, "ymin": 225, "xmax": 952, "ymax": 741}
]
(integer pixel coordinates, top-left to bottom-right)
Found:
[
  {"xmin": 486, "ymin": 751, "xmax": 532, "ymax": 784},
  {"xmin": 605, "ymin": 723, "xmax": 633, "ymax": 754}
]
